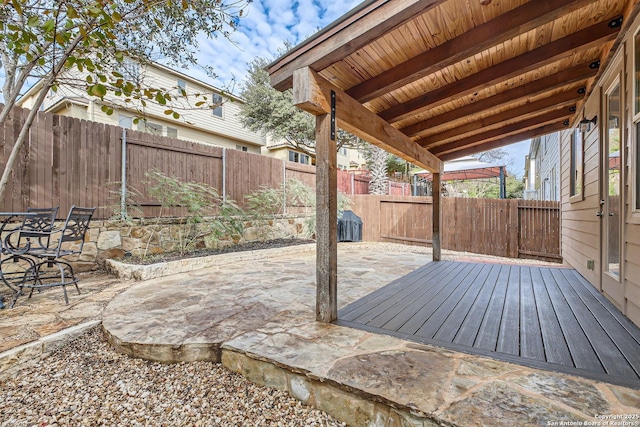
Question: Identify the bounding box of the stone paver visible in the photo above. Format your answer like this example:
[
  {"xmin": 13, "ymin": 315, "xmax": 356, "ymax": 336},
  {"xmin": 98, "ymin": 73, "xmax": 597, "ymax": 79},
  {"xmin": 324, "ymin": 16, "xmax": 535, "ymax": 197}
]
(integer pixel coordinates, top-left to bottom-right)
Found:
[
  {"xmin": 0, "ymin": 272, "xmax": 132, "ymax": 378},
  {"xmin": 101, "ymin": 243, "xmax": 640, "ymax": 427}
]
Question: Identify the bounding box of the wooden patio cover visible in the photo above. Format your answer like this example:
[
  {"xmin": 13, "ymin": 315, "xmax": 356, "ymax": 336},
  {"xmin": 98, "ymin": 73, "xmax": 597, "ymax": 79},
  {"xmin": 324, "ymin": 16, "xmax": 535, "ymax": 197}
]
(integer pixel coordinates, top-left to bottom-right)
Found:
[{"xmin": 267, "ymin": 0, "xmax": 640, "ymax": 322}]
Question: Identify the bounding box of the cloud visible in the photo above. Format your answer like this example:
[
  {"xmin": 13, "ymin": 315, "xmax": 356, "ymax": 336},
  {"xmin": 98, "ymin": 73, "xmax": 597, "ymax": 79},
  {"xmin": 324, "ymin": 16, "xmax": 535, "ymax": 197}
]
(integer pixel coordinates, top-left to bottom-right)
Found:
[{"xmin": 189, "ymin": 0, "xmax": 365, "ymax": 92}]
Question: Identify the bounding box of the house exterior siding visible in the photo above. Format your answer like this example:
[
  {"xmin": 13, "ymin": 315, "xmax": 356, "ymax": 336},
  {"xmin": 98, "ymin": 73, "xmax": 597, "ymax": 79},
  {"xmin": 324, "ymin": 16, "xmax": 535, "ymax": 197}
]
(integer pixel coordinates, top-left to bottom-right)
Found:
[
  {"xmin": 560, "ymin": 14, "xmax": 640, "ymax": 327},
  {"xmin": 17, "ymin": 62, "xmax": 265, "ymax": 153},
  {"xmin": 524, "ymin": 133, "xmax": 561, "ymax": 201}
]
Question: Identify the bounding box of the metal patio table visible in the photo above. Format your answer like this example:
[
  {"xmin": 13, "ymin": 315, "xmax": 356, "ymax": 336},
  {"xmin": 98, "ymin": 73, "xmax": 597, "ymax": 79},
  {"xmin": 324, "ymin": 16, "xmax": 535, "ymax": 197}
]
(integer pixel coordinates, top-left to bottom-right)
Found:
[{"xmin": 0, "ymin": 212, "xmax": 38, "ymax": 307}]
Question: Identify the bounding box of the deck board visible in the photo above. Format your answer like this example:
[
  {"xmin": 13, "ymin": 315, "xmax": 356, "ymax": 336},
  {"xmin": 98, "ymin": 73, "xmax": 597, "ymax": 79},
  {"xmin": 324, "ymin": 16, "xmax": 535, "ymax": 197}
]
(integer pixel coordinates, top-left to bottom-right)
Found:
[
  {"xmin": 519, "ymin": 267, "xmax": 544, "ymax": 360},
  {"xmin": 530, "ymin": 267, "xmax": 573, "ymax": 366},
  {"xmin": 336, "ymin": 261, "xmax": 640, "ymax": 389},
  {"xmin": 497, "ymin": 266, "xmax": 520, "ymax": 356}
]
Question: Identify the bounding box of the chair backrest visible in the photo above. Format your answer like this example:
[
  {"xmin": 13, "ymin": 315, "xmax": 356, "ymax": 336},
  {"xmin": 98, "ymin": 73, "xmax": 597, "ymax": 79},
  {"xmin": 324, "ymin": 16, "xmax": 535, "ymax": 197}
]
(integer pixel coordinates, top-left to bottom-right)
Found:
[
  {"xmin": 19, "ymin": 207, "xmax": 59, "ymax": 245},
  {"xmin": 57, "ymin": 206, "xmax": 95, "ymax": 255}
]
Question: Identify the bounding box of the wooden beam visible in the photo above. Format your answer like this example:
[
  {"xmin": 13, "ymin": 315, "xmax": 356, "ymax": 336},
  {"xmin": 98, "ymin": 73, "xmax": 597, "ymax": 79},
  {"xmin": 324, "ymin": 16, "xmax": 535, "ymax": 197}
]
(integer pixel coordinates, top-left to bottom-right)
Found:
[
  {"xmin": 430, "ymin": 109, "xmax": 572, "ymax": 155},
  {"xmin": 315, "ymin": 113, "xmax": 338, "ymax": 323},
  {"xmin": 438, "ymin": 122, "xmax": 569, "ymax": 161},
  {"xmin": 293, "ymin": 67, "xmax": 443, "ymax": 173},
  {"xmin": 268, "ymin": 0, "xmax": 445, "ymax": 91},
  {"xmin": 432, "ymin": 173, "xmax": 441, "ymax": 262},
  {"xmin": 417, "ymin": 91, "xmax": 580, "ymax": 147},
  {"xmin": 400, "ymin": 61, "xmax": 597, "ymax": 138},
  {"xmin": 379, "ymin": 18, "xmax": 621, "ymax": 123},
  {"xmin": 347, "ymin": 0, "xmax": 594, "ymax": 103}
]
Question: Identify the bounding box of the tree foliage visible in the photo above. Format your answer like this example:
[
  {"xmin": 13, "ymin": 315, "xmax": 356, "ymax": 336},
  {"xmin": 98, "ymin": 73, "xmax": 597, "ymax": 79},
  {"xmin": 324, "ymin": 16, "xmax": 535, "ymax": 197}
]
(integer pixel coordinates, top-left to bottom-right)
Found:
[
  {"xmin": 0, "ymin": 0, "xmax": 249, "ymax": 200},
  {"xmin": 238, "ymin": 56, "xmax": 362, "ymax": 158}
]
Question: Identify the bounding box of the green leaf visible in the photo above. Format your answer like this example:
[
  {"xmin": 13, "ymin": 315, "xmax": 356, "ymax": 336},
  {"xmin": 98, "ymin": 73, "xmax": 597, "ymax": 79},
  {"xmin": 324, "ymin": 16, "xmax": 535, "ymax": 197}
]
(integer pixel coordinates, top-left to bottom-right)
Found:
[
  {"xmin": 173, "ymin": 112, "xmax": 180, "ymax": 119},
  {"xmin": 89, "ymin": 84, "xmax": 107, "ymax": 97},
  {"xmin": 42, "ymin": 19, "xmax": 55, "ymax": 33},
  {"xmin": 26, "ymin": 15, "xmax": 39, "ymax": 27},
  {"xmin": 11, "ymin": 0, "xmax": 22, "ymax": 15},
  {"xmin": 67, "ymin": 6, "xmax": 78, "ymax": 19},
  {"xmin": 164, "ymin": 109, "xmax": 173, "ymax": 115},
  {"xmin": 155, "ymin": 93, "xmax": 167, "ymax": 105}
]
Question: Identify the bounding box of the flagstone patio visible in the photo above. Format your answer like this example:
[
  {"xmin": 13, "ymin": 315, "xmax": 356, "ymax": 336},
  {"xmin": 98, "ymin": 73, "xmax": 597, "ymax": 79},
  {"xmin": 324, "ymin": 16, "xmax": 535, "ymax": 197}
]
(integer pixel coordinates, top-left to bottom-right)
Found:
[{"xmin": 98, "ymin": 243, "xmax": 640, "ymax": 427}]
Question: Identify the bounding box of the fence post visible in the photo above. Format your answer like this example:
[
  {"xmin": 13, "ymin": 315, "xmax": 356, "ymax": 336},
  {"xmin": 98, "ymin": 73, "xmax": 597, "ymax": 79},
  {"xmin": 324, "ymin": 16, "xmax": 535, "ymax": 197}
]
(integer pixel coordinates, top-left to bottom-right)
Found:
[
  {"xmin": 120, "ymin": 128, "xmax": 127, "ymax": 220},
  {"xmin": 351, "ymin": 172, "xmax": 355, "ymax": 195},
  {"xmin": 222, "ymin": 147, "xmax": 227, "ymax": 203},
  {"xmin": 510, "ymin": 200, "xmax": 519, "ymax": 258},
  {"xmin": 283, "ymin": 160, "xmax": 287, "ymax": 215}
]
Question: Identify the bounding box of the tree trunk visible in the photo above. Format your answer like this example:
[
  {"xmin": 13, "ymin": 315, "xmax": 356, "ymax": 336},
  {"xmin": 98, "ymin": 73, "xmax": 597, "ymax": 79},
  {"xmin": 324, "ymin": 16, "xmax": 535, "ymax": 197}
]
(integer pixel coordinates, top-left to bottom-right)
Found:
[{"xmin": 368, "ymin": 146, "xmax": 388, "ymax": 195}]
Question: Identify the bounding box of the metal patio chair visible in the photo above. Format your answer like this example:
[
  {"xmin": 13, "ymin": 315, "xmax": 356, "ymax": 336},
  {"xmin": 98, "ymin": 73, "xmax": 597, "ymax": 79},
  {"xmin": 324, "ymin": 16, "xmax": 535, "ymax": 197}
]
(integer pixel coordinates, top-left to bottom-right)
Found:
[
  {"xmin": 0, "ymin": 207, "xmax": 59, "ymax": 293},
  {"xmin": 11, "ymin": 206, "xmax": 95, "ymax": 307}
]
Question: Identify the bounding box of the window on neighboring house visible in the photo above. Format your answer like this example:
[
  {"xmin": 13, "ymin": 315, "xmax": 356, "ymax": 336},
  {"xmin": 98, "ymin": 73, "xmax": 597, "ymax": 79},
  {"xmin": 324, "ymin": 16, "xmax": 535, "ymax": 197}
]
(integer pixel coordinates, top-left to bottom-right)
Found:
[
  {"xmin": 236, "ymin": 144, "xmax": 248, "ymax": 152},
  {"xmin": 118, "ymin": 114, "xmax": 133, "ymax": 129},
  {"xmin": 166, "ymin": 127, "xmax": 178, "ymax": 138},
  {"xmin": 119, "ymin": 58, "xmax": 140, "ymax": 84},
  {"xmin": 570, "ymin": 128, "xmax": 584, "ymax": 199},
  {"xmin": 339, "ymin": 147, "xmax": 347, "ymax": 155},
  {"xmin": 212, "ymin": 93, "xmax": 223, "ymax": 117},
  {"xmin": 177, "ymin": 79, "xmax": 186, "ymax": 94},
  {"xmin": 138, "ymin": 120, "xmax": 162, "ymax": 135},
  {"xmin": 288, "ymin": 150, "xmax": 310, "ymax": 164}
]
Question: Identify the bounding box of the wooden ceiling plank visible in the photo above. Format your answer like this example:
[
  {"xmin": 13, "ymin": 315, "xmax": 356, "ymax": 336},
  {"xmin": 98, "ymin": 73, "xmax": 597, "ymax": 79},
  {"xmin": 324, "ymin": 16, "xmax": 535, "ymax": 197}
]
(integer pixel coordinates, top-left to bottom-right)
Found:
[
  {"xmin": 347, "ymin": 0, "xmax": 595, "ymax": 103},
  {"xmin": 379, "ymin": 17, "xmax": 621, "ymax": 123},
  {"xmin": 418, "ymin": 90, "xmax": 581, "ymax": 146},
  {"xmin": 438, "ymin": 122, "xmax": 568, "ymax": 161},
  {"xmin": 429, "ymin": 109, "xmax": 572, "ymax": 154},
  {"xmin": 401, "ymin": 60, "xmax": 596, "ymax": 137},
  {"xmin": 269, "ymin": 0, "xmax": 446, "ymax": 91},
  {"xmin": 292, "ymin": 67, "xmax": 443, "ymax": 173}
]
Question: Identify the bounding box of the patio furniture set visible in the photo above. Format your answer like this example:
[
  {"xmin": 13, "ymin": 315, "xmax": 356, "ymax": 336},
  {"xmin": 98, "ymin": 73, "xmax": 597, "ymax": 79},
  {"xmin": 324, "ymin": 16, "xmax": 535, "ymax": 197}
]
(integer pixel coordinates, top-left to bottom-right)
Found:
[{"xmin": 0, "ymin": 206, "xmax": 95, "ymax": 309}]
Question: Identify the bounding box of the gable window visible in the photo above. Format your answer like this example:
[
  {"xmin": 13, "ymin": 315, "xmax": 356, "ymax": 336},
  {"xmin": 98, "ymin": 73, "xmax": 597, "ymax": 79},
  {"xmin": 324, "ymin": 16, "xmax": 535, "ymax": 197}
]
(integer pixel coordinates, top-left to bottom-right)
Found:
[
  {"xmin": 570, "ymin": 128, "xmax": 584, "ymax": 200},
  {"xmin": 212, "ymin": 93, "xmax": 223, "ymax": 118},
  {"xmin": 138, "ymin": 120, "xmax": 162, "ymax": 135}
]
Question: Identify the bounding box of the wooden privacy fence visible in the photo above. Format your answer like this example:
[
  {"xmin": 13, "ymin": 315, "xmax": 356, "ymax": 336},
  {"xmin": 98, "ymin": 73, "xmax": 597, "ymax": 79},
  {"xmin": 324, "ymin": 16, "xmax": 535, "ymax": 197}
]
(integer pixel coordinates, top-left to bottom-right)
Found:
[
  {"xmin": 0, "ymin": 104, "xmax": 391, "ymax": 219},
  {"xmin": 349, "ymin": 195, "xmax": 561, "ymax": 261}
]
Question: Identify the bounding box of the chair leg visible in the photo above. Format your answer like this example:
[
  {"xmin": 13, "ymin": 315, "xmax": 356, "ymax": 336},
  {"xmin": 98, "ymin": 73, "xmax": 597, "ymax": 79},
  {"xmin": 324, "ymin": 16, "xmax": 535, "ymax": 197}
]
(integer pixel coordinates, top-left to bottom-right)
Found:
[{"xmin": 10, "ymin": 269, "xmax": 33, "ymax": 308}]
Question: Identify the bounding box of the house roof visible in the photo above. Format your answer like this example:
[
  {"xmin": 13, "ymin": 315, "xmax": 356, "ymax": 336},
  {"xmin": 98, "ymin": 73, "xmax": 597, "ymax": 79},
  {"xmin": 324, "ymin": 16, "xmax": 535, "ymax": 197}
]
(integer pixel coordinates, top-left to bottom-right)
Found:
[{"xmin": 268, "ymin": 0, "xmax": 639, "ymax": 171}]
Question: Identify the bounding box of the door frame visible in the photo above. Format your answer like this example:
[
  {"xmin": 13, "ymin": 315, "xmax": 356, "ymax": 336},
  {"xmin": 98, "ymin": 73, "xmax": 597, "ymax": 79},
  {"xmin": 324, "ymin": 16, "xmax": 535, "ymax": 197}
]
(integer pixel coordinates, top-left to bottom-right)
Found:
[{"xmin": 599, "ymin": 52, "xmax": 625, "ymax": 310}]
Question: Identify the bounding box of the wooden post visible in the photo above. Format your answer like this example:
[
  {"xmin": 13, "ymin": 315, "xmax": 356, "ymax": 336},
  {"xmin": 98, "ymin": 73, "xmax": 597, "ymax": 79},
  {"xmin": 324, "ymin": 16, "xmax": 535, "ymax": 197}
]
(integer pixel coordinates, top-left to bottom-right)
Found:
[
  {"xmin": 316, "ymin": 113, "xmax": 338, "ymax": 322},
  {"xmin": 432, "ymin": 172, "xmax": 442, "ymax": 261}
]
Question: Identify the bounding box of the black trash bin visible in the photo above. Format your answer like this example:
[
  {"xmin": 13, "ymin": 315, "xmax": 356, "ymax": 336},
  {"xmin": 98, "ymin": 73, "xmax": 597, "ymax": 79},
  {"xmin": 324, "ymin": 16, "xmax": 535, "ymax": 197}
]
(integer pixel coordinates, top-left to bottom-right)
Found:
[{"xmin": 338, "ymin": 210, "xmax": 363, "ymax": 242}]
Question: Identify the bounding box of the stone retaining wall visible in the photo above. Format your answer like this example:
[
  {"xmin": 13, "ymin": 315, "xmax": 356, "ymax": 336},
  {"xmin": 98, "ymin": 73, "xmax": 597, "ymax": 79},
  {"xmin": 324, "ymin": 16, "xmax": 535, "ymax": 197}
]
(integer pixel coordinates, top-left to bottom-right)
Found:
[{"xmin": 69, "ymin": 215, "xmax": 312, "ymax": 271}]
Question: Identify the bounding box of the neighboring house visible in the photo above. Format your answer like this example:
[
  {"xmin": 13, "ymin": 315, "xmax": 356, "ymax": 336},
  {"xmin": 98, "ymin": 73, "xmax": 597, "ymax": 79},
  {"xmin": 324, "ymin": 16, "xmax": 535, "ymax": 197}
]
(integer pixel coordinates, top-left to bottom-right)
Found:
[
  {"xmin": 262, "ymin": 135, "xmax": 367, "ymax": 170},
  {"xmin": 17, "ymin": 61, "xmax": 265, "ymax": 154},
  {"xmin": 523, "ymin": 133, "xmax": 560, "ymax": 201}
]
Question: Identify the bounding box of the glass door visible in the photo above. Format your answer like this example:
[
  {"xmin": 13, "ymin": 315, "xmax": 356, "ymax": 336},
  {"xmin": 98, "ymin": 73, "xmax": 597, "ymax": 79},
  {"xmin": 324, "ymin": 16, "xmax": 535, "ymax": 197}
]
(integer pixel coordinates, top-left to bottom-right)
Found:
[{"xmin": 601, "ymin": 77, "xmax": 624, "ymax": 307}]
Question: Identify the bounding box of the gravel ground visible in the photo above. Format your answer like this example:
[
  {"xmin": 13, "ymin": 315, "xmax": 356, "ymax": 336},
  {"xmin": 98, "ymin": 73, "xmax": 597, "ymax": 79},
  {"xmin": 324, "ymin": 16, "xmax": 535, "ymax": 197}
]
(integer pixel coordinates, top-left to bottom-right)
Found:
[{"xmin": 0, "ymin": 327, "xmax": 345, "ymax": 427}]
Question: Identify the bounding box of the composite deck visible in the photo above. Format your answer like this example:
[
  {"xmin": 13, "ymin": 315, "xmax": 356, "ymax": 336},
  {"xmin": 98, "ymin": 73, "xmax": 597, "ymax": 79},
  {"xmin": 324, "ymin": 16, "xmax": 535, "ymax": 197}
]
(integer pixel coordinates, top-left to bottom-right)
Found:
[{"xmin": 336, "ymin": 261, "xmax": 640, "ymax": 389}]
